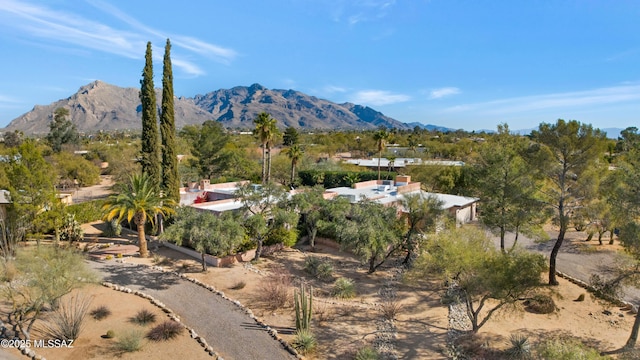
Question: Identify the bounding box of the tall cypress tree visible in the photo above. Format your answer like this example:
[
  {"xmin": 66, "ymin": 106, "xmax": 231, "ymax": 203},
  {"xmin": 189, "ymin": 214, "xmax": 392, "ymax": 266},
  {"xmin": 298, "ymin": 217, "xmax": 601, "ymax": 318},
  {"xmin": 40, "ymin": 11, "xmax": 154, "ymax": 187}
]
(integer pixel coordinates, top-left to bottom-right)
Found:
[
  {"xmin": 160, "ymin": 39, "xmax": 180, "ymax": 204},
  {"xmin": 139, "ymin": 41, "xmax": 161, "ymax": 186}
]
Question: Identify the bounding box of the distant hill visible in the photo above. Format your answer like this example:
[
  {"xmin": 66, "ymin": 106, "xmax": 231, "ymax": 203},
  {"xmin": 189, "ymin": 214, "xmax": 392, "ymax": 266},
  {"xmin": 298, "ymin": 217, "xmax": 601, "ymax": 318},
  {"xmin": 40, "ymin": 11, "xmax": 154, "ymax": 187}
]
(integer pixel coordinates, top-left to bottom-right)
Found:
[
  {"xmin": 3, "ymin": 81, "xmax": 418, "ymax": 135},
  {"xmin": 405, "ymin": 122, "xmax": 453, "ymax": 133}
]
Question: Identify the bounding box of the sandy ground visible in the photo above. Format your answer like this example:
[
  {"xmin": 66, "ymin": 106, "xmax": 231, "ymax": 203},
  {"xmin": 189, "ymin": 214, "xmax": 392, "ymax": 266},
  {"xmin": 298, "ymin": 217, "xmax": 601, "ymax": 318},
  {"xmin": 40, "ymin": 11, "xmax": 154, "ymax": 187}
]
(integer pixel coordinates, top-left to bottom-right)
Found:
[
  {"xmin": 4, "ymin": 221, "xmax": 639, "ymax": 360},
  {"xmin": 4, "ymin": 284, "xmax": 211, "ymax": 360}
]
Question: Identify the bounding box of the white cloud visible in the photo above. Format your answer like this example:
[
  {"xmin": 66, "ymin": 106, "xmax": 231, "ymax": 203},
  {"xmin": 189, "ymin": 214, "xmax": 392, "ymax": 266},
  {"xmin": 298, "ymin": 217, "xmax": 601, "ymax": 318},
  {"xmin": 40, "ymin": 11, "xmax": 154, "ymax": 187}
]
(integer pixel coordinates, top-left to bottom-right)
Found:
[
  {"xmin": 351, "ymin": 90, "xmax": 410, "ymax": 106},
  {"xmin": 442, "ymin": 84, "xmax": 640, "ymax": 115},
  {"xmin": 0, "ymin": 0, "xmax": 236, "ymax": 76},
  {"xmin": 0, "ymin": 94, "xmax": 18, "ymax": 103},
  {"xmin": 429, "ymin": 87, "xmax": 461, "ymax": 99},
  {"xmin": 328, "ymin": 0, "xmax": 397, "ymax": 25},
  {"xmin": 171, "ymin": 36, "xmax": 238, "ymax": 64},
  {"xmin": 323, "ymin": 85, "xmax": 347, "ymax": 93}
]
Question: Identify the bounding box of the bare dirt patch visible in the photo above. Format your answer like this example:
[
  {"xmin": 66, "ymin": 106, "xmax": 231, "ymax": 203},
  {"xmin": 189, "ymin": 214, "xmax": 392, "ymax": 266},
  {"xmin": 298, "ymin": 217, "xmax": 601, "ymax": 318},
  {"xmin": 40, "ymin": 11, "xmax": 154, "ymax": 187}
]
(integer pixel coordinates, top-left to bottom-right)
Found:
[{"xmin": 4, "ymin": 284, "xmax": 210, "ymax": 360}]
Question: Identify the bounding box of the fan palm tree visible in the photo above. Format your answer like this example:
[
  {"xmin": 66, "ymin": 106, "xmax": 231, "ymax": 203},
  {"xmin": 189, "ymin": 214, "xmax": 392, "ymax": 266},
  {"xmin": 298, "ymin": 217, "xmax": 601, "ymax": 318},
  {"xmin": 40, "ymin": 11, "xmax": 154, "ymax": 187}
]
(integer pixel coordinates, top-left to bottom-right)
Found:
[
  {"xmin": 284, "ymin": 144, "xmax": 304, "ymax": 185},
  {"xmin": 253, "ymin": 112, "xmax": 279, "ymax": 183},
  {"xmin": 103, "ymin": 172, "xmax": 176, "ymax": 257},
  {"xmin": 373, "ymin": 129, "xmax": 390, "ymax": 180}
]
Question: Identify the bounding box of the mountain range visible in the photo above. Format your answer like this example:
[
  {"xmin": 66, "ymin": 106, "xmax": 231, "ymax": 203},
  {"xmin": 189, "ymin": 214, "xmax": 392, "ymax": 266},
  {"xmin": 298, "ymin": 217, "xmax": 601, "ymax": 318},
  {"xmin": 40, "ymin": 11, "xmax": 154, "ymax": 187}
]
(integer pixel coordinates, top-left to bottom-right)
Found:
[{"xmin": 2, "ymin": 81, "xmax": 432, "ymax": 135}]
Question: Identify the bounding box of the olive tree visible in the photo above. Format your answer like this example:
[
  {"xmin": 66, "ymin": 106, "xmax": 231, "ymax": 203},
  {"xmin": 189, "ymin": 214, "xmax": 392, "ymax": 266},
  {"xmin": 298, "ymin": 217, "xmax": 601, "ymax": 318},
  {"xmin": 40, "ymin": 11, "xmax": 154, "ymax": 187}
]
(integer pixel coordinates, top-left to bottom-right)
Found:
[
  {"xmin": 407, "ymin": 227, "xmax": 547, "ymax": 333},
  {"xmin": 161, "ymin": 207, "xmax": 245, "ymax": 271}
]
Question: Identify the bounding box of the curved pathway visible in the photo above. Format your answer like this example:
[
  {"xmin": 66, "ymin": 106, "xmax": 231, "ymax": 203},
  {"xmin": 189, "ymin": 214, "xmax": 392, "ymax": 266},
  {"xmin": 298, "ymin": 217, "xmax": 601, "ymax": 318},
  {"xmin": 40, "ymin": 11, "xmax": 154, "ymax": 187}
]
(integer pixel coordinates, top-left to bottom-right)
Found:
[{"xmin": 87, "ymin": 259, "xmax": 296, "ymax": 360}]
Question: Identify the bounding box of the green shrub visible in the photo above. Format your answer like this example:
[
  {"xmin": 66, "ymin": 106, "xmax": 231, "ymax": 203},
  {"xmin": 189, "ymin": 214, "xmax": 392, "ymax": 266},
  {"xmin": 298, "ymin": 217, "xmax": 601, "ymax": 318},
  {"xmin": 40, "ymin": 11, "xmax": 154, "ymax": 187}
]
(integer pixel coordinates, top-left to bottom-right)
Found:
[
  {"xmin": 103, "ymin": 219, "xmax": 122, "ymax": 238},
  {"xmin": 104, "ymin": 329, "xmax": 115, "ymax": 339},
  {"xmin": 332, "ymin": 277, "xmax": 356, "ymax": 299},
  {"xmin": 67, "ymin": 199, "xmax": 106, "ymax": 224},
  {"xmin": 298, "ymin": 170, "xmax": 396, "ymax": 188},
  {"xmin": 265, "ymin": 227, "xmax": 298, "ymax": 247},
  {"xmin": 505, "ymin": 334, "xmax": 532, "ymax": 360},
  {"xmin": 535, "ymin": 338, "xmax": 607, "ymax": 359},
  {"xmin": 146, "ymin": 320, "xmax": 183, "ymax": 341},
  {"xmin": 316, "ymin": 262, "xmax": 334, "ymax": 281},
  {"xmin": 304, "ymin": 256, "xmax": 334, "ymax": 282},
  {"xmin": 90, "ymin": 305, "xmax": 112, "ymax": 320},
  {"xmin": 355, "ymin": 346, "xmax": 380, "ymax": 360},
  {"xmin": 292, "ymin": 329, "xmax": 317, "ymax": 355},
  {"xmin": 115, "ymin": 329, "xmax": 144, "ymax": 352},
  {"xmin": 131, "ymin": 309, "xmax": 156, "ymax": 326}
]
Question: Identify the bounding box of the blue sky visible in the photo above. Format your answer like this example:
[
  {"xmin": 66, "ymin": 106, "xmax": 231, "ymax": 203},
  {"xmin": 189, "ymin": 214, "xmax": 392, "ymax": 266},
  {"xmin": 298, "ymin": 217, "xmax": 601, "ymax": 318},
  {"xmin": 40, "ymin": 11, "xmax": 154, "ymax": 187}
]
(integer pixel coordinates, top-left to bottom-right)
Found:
[{"xmin": 1, "ymin": 0, "xmax": 639, "ymax": 132}]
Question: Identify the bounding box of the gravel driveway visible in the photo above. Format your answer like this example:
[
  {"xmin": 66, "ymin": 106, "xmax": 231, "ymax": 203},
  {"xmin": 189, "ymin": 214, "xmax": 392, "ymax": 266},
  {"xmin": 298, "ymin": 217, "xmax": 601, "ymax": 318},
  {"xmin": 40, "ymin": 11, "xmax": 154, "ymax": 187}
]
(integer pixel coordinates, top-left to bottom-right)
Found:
[{"xmin": 87, "ymin": 259, "xmax": 296, "ymax": 360}]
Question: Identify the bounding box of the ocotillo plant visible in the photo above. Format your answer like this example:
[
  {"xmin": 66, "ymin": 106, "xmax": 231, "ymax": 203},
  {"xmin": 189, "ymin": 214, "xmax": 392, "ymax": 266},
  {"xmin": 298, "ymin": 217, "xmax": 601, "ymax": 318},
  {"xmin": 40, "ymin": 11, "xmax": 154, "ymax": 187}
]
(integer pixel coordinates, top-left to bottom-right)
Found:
[{"xmin": 294, "ymin": 283, "xmax": 313, "ymax": 331}]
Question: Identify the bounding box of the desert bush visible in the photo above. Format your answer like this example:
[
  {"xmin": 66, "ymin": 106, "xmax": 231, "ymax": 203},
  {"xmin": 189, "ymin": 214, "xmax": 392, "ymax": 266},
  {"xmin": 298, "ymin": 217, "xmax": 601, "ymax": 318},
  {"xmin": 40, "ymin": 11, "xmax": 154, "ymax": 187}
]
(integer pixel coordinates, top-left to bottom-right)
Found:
[
  {"xmin": 104, "ymin": 329, "xmax": 115, "ymax": 339},
  {"xmin": 39, "ymin": 293, "xmax": 93, "ymax": 340},
  {"xmin": 146, "ymin": 320, "xmax": 183, "ymax": 341},
  {"xmin": 524, "ymin": 294, "xmax": 556, "ymax": 314},
  {"xmin": 332, "ymin": 277, "xmax": 356, "ymax": 299},
  {"xmin": 315, "ymin": 302, "xmax": 334, "ymax": 325},
  {"xmin": 115, "ymin": 329, "xmax": 144, "ymax": 352},
  {"xmin": 259, "ymin": 268, "xmax": 291, "ymax": 309},
  {"xmin": 535, "ymin": 338, "xmax": 607, "ymax": 359},
  {"xmin": 0, "ymin": 260, "xmax": 17, "ymax": 281},
  {"xmin": 505, "ymin": 334, "xmax": 532, "ymax": 360},
  {"xmin": 90, "ymin": 305, "xmax": 112, "ymax": 320},
  {"xmin": 379, "ymin": 298, "xmax": 402, "ymax": 321},
  {"xmin": 354, "ymin": 346, "xmax": 380, "ymax": 360},
  {"xmin": 304, "ymin": 256, "xmax": 321, "ymax": 273},
  {"xmin": 304, "ymin": 256, "xmax": 334, "ymax": 281},
  {"xmin": 292, "ymin": 329, "xmax": 317, "ymax": 355},
  {"xmin": 131, "ymin": 309, "xmax": 156, "ymax": 325}
]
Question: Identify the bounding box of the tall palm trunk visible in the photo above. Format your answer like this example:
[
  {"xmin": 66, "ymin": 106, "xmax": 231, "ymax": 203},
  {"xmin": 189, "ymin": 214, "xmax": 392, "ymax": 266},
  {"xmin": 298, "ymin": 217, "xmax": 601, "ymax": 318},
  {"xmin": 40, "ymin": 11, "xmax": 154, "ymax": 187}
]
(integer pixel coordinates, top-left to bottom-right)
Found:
[
  {"xmin": 290, "ymin": 159, "xmax": 297, "ymax": 185},
  {"xmin": 261, "ymin": 144, "xmax": 267, "ymax": 183},
  {"xmin": 266, "ymin": 144, "xmax": 272, "ymax": 183},
  {"xmin": 135, "ymin": 216, "xmax": 149, "ymax": 258}
]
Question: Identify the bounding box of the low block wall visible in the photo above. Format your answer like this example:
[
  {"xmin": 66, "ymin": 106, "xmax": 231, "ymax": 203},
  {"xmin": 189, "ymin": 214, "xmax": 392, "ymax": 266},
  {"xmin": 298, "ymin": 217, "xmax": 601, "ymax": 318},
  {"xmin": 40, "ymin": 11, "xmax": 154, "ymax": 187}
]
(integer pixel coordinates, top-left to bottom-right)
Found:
[{"xmin": 160, "ymin": 241, "xmax": 282, "ymax": 267}]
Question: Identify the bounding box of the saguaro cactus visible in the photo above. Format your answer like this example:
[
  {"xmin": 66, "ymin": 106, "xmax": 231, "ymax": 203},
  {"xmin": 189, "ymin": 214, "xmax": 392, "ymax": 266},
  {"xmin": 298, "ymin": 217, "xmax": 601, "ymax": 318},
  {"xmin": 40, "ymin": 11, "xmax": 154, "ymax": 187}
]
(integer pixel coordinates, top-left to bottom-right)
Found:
[{"xmin": 294, "ymin": 283, "xmax": 313, "ymax": 331}]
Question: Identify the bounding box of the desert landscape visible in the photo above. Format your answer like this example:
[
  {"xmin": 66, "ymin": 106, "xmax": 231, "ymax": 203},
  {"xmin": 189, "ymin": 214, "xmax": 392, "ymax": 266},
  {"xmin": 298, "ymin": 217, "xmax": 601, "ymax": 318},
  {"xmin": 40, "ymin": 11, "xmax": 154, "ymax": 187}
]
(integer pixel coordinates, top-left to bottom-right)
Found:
[{"xmin": 4, "ymin": 220, "xmax": 639, "ymax": 360}]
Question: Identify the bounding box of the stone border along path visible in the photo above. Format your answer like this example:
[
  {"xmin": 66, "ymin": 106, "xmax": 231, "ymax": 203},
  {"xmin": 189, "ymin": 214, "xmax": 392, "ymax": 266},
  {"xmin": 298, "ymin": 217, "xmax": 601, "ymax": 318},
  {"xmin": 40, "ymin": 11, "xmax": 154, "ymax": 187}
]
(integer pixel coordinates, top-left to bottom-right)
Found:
[{"xmin": 89, "ymin": 260, "xmax": 301, "ymax": 360}]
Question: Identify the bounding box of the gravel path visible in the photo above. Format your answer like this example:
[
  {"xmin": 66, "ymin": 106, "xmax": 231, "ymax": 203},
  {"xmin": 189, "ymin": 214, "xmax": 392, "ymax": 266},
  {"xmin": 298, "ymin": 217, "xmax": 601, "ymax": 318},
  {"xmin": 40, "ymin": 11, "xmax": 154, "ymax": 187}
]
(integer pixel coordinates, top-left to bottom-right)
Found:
[{"xmin": 87, "ymin": 259, "xmax": 296, "ymax": 360}]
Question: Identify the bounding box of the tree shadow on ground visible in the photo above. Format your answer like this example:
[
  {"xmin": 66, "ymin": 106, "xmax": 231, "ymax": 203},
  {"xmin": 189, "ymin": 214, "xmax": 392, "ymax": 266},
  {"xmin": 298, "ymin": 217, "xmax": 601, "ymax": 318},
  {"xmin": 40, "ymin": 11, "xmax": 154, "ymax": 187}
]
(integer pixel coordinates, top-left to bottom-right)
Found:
[{"xmin": 91, "ymin": 262, "xmax": 180, "ymax": 291}]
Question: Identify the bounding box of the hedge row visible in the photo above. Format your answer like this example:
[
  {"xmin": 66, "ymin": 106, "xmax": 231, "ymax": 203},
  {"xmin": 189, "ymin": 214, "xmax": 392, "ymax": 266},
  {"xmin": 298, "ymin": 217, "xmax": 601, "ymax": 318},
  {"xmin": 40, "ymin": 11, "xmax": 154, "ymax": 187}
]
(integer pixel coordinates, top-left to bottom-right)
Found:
[{"xmin": 298, "ymin": 170, "xmax": 397, "ymax": 188}]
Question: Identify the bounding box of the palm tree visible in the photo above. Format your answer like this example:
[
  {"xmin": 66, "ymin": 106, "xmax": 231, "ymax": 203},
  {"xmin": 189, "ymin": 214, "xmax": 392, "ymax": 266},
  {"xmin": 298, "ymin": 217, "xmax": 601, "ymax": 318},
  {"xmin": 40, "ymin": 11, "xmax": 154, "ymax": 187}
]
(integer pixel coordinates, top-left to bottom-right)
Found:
[
  {"xmin": 103, "ymin": 173, "xmax": 176, "ymax": 258},
  {"xmin": 373, "ymin": 129, "xmax": 390, "ymax": 180},
  {"xmin": 284, "ymin": 144, "xmax": 304, "ymax": 185},
  {"xmin": 253, "ymin": 112, "xmax": 279, "ymax": 183}
]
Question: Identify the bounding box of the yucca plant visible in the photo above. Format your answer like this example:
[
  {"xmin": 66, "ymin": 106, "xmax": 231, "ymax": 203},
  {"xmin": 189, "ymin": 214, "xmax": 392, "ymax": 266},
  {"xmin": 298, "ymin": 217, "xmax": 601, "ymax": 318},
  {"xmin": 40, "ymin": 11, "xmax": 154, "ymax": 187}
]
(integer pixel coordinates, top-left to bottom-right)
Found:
[
  {"xmin": 292, "ymin": 329, "xmax": 317, "ymax": 355},
  {"xmin": 332, "ymin": 277, "xmax": 356, "ymax": 299},
  {"xmin": 506, "ymin": 334, "xmax": 532, "ymax": 360}
]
